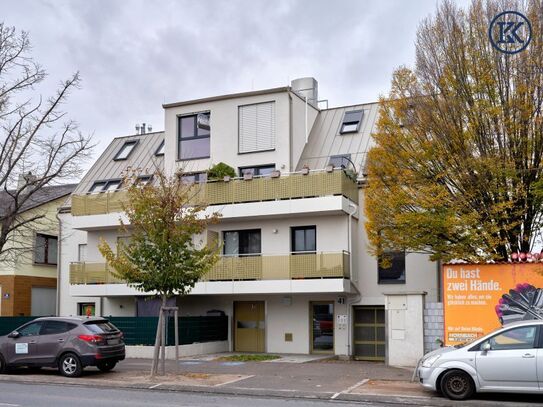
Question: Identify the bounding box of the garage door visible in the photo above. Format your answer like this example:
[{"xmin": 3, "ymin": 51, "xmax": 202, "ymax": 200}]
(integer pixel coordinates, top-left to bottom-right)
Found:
[
  {"xmin": 353, "ymin": 306, "xmax": 385, "ymax": 361},
  {"xmin": 31, "ymin": 287, "xmax": 56, "ymax": 316}
]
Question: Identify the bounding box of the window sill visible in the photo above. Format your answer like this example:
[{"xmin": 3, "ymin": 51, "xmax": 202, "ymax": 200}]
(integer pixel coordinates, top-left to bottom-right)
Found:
[
  {"xmin": 377, "ymin": 280, "xmax": 406, "ymax": 285},
  {"xmin": 237, "ymin": 148, "xmax": 276, "ymax": 155},
  {"xmin": 177, "ymin": 156, "xmax": 210, "ymax": 161}
]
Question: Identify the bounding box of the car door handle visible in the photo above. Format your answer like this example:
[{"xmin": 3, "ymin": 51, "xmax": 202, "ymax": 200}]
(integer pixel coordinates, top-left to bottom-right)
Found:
[
  {"xmin": 522, "ymin": 353, "xmax": 535, "ymax": 358},
  {"xmin": 29, "ymin": 341, "xmax": 37, "ymax": 344},
  {"xmin": 57, "ymin": 339, "xmax": 65, "ymax": 343}
]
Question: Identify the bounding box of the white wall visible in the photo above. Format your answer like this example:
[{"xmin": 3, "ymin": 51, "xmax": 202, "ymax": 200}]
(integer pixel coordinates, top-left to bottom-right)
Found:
[
  {"xmin": 177, "ymin": 293, "xmax": 349, "ymax": 355},
  {"xmin": 208, "ymin": 215, "xmax": 349, "ymax": 255},
  {"xmin": 58, "ymin": 212, "xmax": 100, "ymax": 316},
  {"xmin": 163, "ymin": 91, "xmax": 294, "ymax": 177},
  {"xmin": 355, "ymin": 192, "xmax": 439, "ymax": 304},
  {"xmin": 385, "ymin": 293, "xmax": 425, "ymax": 367}
]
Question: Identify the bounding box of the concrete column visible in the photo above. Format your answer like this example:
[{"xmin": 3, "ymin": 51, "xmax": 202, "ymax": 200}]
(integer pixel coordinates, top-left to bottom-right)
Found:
[{"xmin": 384, "ymin": 291, "xmax": 426, "ymax": 367}]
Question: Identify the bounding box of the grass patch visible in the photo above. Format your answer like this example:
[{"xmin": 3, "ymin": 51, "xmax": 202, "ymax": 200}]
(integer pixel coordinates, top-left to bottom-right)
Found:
[{"xmin": 217, "ymin": 354, "xmax": 281, "ymax": 362}]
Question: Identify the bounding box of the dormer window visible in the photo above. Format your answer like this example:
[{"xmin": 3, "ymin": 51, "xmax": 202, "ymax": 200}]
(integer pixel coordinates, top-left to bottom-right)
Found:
[
  {"xmin": 329, "ymin": 154, "xmax": 352, "ymax": 169},
  {"xmin": 155, "ymin": 140, "xmax": 165, "ymax": 156},
  {"xmin": 89, "ymin": 179, "xmax": 121, "ymax": 193},
  {"xmin": 114, "ymin": 140, "xmax": 138, "ymax": 161},
  {"xmin": 340, "ymin": 110, "xmax": 363, "ymax": 134}
]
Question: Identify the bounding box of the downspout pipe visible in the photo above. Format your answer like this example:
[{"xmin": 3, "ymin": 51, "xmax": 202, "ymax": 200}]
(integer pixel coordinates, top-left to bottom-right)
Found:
[
  {"xmin": 346, "ymin": 202, "xmax": 360, "ymax": 358},
  {"xmin": 55, "ymin": 211, "xmax": 62, "ymax": 316}
]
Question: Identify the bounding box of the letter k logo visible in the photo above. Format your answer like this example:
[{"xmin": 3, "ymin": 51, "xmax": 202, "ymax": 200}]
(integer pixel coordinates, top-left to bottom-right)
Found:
[{"xmin": 497, "ymin": 21, "xmax": 524, "ymax": 44}]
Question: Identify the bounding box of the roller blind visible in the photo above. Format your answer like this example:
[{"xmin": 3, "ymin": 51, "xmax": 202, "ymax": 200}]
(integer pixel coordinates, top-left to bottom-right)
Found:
[{"xmin": 239, "ymin": 102, "xmax": 275, "ymax": 153}]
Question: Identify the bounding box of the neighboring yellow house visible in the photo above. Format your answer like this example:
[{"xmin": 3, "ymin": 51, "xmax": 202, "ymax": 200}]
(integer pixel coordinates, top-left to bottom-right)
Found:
[{"xmin": 0, "ymin": 184, "xmax": 76, "ymax": 316}]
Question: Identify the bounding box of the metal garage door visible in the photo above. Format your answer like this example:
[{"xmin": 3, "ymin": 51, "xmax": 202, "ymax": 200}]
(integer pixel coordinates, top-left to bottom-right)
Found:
[
  {"xmin": 353, "ymin": 306, "xmax": 385, "ymax": 361},
  {"xmin": 31, "ymin": 287, "xmax": 56, "ymax": 316}
]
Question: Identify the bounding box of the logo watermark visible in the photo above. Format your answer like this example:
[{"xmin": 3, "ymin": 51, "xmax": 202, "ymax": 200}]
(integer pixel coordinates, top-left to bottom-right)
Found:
[{"xmin": 488, "ymin": 11, "xmax": 532, "ymax": 54}]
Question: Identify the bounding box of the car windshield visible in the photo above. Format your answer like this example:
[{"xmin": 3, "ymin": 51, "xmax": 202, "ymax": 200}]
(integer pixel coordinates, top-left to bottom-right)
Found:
[{"xmin": 84, "ymin": 321, "xmax": 118, "ymax": 334}]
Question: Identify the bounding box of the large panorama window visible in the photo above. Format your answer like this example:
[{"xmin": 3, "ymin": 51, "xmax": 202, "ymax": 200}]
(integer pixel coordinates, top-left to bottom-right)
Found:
[
  {"xmin": 223, "ymin": 229, "xmax": 261, "ymax": 256},
  {"xmin": 178, "ymin": 112, "xmax": 210, "ymax": 160}
]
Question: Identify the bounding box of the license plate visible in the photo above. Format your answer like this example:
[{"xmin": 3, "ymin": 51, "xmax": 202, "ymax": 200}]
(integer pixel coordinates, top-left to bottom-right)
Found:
[{"xmin": 108, "ymin": 338, "xmax": 119, "ymax": 345}]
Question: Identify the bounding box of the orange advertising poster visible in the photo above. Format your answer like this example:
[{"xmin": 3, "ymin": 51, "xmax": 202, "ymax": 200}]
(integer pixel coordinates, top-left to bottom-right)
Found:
[{"xmin": 443, "ymin": 263, "xmax": 543, "ymax": 345}]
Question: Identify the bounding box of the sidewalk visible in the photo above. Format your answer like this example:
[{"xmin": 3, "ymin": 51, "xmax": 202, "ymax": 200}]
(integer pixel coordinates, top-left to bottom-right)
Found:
[{"xmin": 1, "ymin": 355, "xmax": 542, "ymax": 406}]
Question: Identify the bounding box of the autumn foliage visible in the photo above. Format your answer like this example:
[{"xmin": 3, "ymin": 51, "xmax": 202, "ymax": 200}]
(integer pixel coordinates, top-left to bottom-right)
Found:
[{"xmin": 365, "ymin": 0, "xmax": 543, "ymax": 262}]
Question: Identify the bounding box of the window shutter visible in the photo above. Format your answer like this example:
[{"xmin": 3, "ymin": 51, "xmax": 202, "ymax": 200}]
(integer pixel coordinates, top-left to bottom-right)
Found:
[{"xmin": 239, "ymin": 102, "xmax": 275, "ymax": 153}]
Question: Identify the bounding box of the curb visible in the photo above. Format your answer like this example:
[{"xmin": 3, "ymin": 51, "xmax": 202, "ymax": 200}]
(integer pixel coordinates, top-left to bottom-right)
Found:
[{"xmin": 0, "ymin": 375, "xmax": 538, "ymax": 406}]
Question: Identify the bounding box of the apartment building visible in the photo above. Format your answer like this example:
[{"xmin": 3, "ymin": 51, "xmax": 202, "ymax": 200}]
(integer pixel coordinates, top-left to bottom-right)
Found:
[
  {"xmin": 58, "ymin": 78, "xmax": 439, "ymax": 365},
  {"xmin": 0, "ymin": 183, "xmax": 76, "ymax": 316}
]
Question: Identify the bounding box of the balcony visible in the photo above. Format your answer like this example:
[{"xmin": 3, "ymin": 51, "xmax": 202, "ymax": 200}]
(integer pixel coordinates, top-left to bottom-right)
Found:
[
  {"xmin": 70, "ymin": 169, "xmax": 358, "ymax": 216},
  {"xmin": 69, "ymin": 251, "xmax": 350, "ymax": 285}
]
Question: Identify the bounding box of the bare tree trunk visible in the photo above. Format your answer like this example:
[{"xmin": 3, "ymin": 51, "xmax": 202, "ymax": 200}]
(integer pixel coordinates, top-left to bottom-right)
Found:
[
  {"xmin": 161, "ymin": 300, "xmax": 166, "ymax": 376},
  {"xmin": 174, "ymin": 307, "xmax": 179, "ymax": 374},
  {"xmin": 150, "ymin": 306, "xmax": 163, "ymax": 377}
]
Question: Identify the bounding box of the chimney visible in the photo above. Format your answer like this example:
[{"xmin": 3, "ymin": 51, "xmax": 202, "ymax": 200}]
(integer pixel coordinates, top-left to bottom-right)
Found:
[
  {"xmin": 17, "ymin": 171, "xmax": 36, "ymax": 190},
  {"xmin": 291, "ymin": 77, "xmax": 318, "ymax": 107}
]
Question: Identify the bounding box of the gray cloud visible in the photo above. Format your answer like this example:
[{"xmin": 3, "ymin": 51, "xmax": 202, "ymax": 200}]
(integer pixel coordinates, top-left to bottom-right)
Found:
[{"xmin": 3, "ymin": 0, "xmax": 470, "ymax": 163}]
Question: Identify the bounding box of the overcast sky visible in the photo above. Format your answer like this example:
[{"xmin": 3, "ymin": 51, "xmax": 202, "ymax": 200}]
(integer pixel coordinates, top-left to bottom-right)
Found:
[{"xmin": 4, "ymin": 0, "xmax": 469, "ymax": 160}]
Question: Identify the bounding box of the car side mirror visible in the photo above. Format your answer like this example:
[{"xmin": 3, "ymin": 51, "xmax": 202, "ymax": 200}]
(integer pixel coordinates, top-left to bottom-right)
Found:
[
  {"xmin": 8, "ymin": 331, "xmax": 20, "ymax": 339},
  {"xmin": 481, "ymin": 342, "xmax": 491, "ymax": 352}
]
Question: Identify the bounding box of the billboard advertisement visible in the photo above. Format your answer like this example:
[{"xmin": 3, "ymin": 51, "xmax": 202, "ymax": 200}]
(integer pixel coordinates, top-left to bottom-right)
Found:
[{"xmin": 443, "ymin": 263, "xmax": 543, "ymax": 345}]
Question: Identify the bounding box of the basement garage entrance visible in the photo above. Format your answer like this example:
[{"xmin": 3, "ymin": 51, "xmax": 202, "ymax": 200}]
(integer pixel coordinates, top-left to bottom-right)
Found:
[
  {"xmin": 234, "ymin": 301, "xmax": 265, "ymax": 352},
  {"xmin": 353, "ymin": 306, "xmax": 385, "ymax": 361}
]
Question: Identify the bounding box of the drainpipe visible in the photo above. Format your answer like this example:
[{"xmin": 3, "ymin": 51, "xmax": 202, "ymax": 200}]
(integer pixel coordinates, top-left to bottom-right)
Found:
[
  {"xmin": 347, "ymin": 203, "xmax": 357, "ymax": 278},
  {"xmin": 55, "ymin": 211, "xmax": 62, "ymax": 316},
  {"xmin": 346, "ymin": 203, "xmax": 359, "ymax": 357},
  {"xmin": 305, "ymin": 96, "xmax": 308, "ymax": 143}
]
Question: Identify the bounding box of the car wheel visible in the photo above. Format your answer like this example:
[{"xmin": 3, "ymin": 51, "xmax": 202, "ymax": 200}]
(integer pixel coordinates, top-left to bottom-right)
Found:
[
  {"xmin": 97, "ymin": 361, "xmax": 117, "ymax": 372},
  {"xmin": 440, "ymin": 369, "xmax": 475, "ymax": 400},
  {"xmin": 59, "ymin": 353, "xmax": 83, "ymax": 378},
  {"xmin": 0, "ymin": 354, "xmax": 5, "ymax": 374}
]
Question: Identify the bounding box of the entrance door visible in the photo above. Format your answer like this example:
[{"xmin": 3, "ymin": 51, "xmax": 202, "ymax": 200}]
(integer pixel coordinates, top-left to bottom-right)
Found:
[
  {"xmin": 311, "ymin": 302, "xmax": 334, "ymax": 353},
  {"xmin": 353, "ymin": 306, "xmax": 385, "ymax": 361},
  {"xmin": 234, "ymin": 301, "xmax": 265, "ymax": 352}
]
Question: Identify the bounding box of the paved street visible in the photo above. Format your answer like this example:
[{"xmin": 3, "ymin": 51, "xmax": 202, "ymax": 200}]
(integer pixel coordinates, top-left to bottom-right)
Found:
[
  {"xmin": 1, "ymin": 358, "xmax": 543, "ymax": 406},
  {"xmin": 0, "ymin": 382, "xmax": 414, "ymax": 407}
]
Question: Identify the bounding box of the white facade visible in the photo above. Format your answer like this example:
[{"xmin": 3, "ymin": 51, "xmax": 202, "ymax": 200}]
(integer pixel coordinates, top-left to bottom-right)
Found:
[{"xmin": 58, "ymin": 79, "xmax": 439, "ymax": 366}]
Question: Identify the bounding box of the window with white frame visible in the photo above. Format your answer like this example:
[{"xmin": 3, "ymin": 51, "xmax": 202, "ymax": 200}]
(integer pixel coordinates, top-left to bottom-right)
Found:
[{"xmin": 238, "ymin": 102, "xmax": 275, "ymax": 153}]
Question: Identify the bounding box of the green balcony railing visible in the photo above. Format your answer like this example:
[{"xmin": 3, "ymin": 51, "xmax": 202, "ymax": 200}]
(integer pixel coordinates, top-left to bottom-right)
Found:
[
  {"xmin": 69, "ymin": 251, "xmax": 350, "ymax": 285},
  {"xmin": 71, "ymin": 169, "xmax": 358, "ymax": 216}
]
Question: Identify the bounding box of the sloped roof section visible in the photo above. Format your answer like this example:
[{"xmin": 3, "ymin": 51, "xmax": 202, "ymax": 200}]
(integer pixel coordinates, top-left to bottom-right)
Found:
[
  {"xmin": 296, "ymin": 102, "xmax": 379, "ymax": 176},
  {"xmin": 0, "ymin": 183, "xmax": 77, "ymax": 216},
  {"xmin": 66, "ymin": 131, "xmax": 165, "ymax": 204}
]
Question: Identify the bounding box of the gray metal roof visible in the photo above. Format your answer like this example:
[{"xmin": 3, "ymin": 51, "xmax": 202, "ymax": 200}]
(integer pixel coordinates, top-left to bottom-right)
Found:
[
  {"xmin": 296, "ymin": 102, "xmax": 379, "ymax": 176},
  {"xmin": 0, "ymin": 183, "xmax": 77, "ymax": 217},
  {"xmin": 69, "ymin": 131, "xmax": 165, "ymax": 199}
]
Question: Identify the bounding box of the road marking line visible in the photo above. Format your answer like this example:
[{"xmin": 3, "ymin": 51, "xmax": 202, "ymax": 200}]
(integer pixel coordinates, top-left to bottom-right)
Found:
[
  {"xmin": 331, "ymin": 378, "xmax": 369, "ymax": 399},
  {"xmin": 0, "ymin": 403, "xmax": 20, "ymax": 406},
  {"xmin": 214, "ymin": 375, "xmax": 255, "ymax": 387},
  {"xmin": 148, "ymin": 383, "xmax": 163, "ymax": 389}
]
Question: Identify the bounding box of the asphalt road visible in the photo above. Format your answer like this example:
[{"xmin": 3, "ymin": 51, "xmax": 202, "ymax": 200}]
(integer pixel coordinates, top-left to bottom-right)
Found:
[{"xmin": 0, "ymin": 382, "xmax": 417, "ymax": 407}]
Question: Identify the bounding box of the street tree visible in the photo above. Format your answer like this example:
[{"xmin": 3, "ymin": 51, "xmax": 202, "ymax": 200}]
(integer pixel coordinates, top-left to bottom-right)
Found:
[
  {"xmin": 365, "ymin": 0, "xmax": 543, "ymax": 263},
  {"xmin": 0, "ymin": 23, "xmax": 93, "ymax": 261},
  {"xmin": 99, "ymin": 170, "xmax": 220, "ymax": 376}
]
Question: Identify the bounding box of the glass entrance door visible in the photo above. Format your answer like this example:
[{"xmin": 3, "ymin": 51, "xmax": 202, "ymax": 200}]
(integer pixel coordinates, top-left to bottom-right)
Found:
[{"xmin": 311, "ymin": 302, "xmax": 334, "ymax": 353}]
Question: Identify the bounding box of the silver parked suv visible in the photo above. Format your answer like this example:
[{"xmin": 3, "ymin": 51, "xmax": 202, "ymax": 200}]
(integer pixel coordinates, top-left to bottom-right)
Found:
[{"xmin": 0, "ymin": 316, "xmax": 125, "ymax": 377}]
